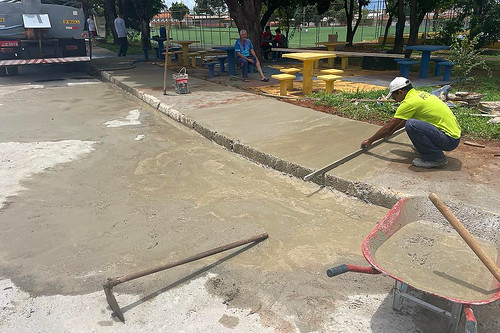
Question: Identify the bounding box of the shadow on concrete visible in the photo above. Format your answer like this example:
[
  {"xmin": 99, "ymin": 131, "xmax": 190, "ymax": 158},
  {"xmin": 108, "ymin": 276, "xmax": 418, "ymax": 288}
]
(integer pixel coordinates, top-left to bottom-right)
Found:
[
  {"xmin": 370, "ymin": 288, "xmax": 450, "ymax": 332},
  {"xmin": 365, "ymin": 150, "xmax": 413, "ymax": 164},
  {"xmin": 409, "ymin": 156, "xmax": 462, "ymax": 172},
  {"xmin": 116, "ymin": 242, "xmax": 259, "ymax": 319}
]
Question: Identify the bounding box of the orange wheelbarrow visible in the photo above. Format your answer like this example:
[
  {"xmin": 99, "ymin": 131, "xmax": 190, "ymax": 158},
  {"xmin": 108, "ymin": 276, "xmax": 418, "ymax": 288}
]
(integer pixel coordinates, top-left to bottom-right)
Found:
[{"xmin": 326, "ymin": 196, "xmax": 500, "ymax": 333}]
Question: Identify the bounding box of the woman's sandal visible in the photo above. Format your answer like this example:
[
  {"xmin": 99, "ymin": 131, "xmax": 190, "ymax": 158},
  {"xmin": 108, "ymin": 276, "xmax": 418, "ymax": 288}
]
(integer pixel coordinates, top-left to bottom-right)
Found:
[{"xmin": 261, "ymin": 77, "xmax": 269, "ymax": 82}]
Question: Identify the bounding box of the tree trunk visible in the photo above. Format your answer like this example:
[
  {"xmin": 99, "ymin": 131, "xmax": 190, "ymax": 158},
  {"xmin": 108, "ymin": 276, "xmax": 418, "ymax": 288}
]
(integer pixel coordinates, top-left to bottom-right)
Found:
[
  {"xmin": 344, "ymin": 0, "xmax": 354, "ymax": 45},
  {"xmin": 351, "ymin": 0, "xmax": 364, "ymax": 43},
  {"xmin": 392, "ymin": 0, "xmax": 404, "ymax": 53},
  {"xmin": 133, "ymin": 0, "xmax": 151, "ymax": 56},
  {"xmin": 104, "ymin": 0, "xmax": 118, "ymax": 43},
  {"xmin": 225, "ymin": 0, "xmax": 264, "ymax": 59},
  {"xmin": 405, "ymin": 0, "xmax": 425, "ymax": 57},
  {"xmin": 382, "ymin": 12, "xmax": 393, "ymax": 46}
]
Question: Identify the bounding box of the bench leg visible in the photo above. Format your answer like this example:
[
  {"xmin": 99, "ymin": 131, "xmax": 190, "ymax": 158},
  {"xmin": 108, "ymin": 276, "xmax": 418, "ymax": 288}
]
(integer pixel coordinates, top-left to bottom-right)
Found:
[
  {"xmin": 166, "ymin": 56, "xmax": 172, "ymax": 67},
  {"xmin": 325, "ymin": 81, "xmax": 334, "ymax": 94},
  {"xmin": 443, "ymin": 67, "xmax": 452, "ymax": 81},
  {"xmin": 340, "ymin": 57, "xmax": 348, "ymax": 69},
  {"xmin": 313, "ymin": 60, "xmax": 319, "ymax": 69},
  {"xmin": 279, "ymin": 81, "xmax": 288, "ymax": 96},
  {"xmin": 400, "ymin": 64, "xmax": 410, "ymax": 78},
  {"xmin": 208, "ymin": 65, "xmax": 215, "ymax": 78},
  {"xmin": 219, "ymin": 59, "xmax": 226, "ymax": 73},
  {"xmin": 286, "ymin": 79, "xmax": 293, "ymax": 90},
  {"xmin": 434, "ymin": 63, "xmax": 442, "ymax": 76},
  {"xmin": 191, "ymin": 57, "xmax": 197, "ymax": 68}
]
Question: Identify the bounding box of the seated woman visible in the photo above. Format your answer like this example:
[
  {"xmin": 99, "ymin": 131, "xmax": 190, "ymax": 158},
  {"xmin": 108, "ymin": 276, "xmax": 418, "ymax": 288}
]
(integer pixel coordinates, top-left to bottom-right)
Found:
[{"xmin": 235, "ymin": 29, "xmax": 269, "ymax": 82}]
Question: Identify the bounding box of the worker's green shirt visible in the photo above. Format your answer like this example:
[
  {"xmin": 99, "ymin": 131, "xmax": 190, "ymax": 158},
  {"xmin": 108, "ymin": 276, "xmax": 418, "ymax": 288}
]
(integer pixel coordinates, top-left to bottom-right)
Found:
[{"xmin": 394, "ymin": 89, "xmax": 461, "ymax": 139}]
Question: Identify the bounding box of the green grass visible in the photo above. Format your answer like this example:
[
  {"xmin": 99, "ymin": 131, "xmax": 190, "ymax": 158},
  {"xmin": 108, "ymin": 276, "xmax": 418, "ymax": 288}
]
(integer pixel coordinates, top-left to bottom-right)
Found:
[
  {"xmin": 453, "ymin": 76, "xmax": 500, "ymax": 101},
  {"xmin": 96, "ymin": 40, "xmax": 156, "ymax": 56},
  {"xmin": 312, "ymin": 86, "xmax": 500, "ymax": 141}
]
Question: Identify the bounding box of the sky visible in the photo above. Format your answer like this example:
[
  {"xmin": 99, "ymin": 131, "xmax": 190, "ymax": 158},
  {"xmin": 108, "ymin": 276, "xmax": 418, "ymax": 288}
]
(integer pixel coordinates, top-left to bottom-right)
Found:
[{"xmin": 165, "ymin": 0, "xmax": 196, "ymax": 10}]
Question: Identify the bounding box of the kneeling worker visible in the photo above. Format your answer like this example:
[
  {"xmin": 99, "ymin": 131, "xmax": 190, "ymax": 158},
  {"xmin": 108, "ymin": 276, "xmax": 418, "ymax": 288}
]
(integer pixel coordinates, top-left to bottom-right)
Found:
[{"xmin": 361, "ymin": 77, "xmax": 461, "ymax": 168}]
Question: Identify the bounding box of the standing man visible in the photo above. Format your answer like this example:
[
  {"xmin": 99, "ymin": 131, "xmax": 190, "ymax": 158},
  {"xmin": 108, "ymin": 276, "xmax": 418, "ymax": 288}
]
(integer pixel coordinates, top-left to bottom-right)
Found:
[
  {"xmin": 235, "ymin": 29, "xmax": 269, "ymax": 82},
  {"xmin": 87, "ymin": 14, "xmax": 98, "ymax": 47},
  {"xmin": 361, "ymin": 77, "xmax": 461, "ymax": 168},
  {"xmin": 114, "ymin": 14, "xmax": 128, "ymax": 57}
]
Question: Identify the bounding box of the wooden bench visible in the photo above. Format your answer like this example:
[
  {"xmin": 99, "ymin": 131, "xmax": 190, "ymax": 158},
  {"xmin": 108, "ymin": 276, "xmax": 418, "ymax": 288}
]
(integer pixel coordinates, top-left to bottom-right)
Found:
[
  {"xmin": 395, "ymin": 59, "xmax": 418, "ymax": 78},
  {"xmin": 271, "ymin": 74, "xmax": 295, "ymax": 96},
  {"xmin": 316, "ymin": 74, "xmax": 342, "ymax": 94},
  {"xmin": 280, "ymin": 68, "xmax": 301, "ymax": 89},
  {"xmin": 320, "ymin": 69, "xmax": 344, "ymax": 75},
  {"xmin": 438, "ymin": 61, "xmax": 454, "ymax": 81}
]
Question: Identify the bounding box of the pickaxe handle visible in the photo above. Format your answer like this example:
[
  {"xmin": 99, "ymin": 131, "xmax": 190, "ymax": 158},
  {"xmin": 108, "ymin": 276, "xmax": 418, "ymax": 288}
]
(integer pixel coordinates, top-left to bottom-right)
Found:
[{"xmin": 105, "ymin": 233, "xmax": 269, "ymax": 288}]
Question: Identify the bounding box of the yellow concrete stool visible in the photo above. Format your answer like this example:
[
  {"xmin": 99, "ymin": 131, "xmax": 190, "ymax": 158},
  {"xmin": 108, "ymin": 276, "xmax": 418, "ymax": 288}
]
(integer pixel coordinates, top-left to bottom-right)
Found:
[
  {"xmin": 188, "ymin": 52, "xmax": 200, "ymax": 67},
  {"xmin": 280, "ymin": 68, "xmax": 301, "ymax": 90},
  {"xmin": 197, "ymin": 50, "xmax": 207, "ymax": 63},
  {"xmin": 162, "ymin": 52, "xmax": 176, "ymax": 66},
  {"xmin": 320, "ymin": 69, "xmax": 344, "ymax": 75},
  {"xmin": 174, "ymin": 50, "xmax": 183, "ymax": 62},
  {"xmin": 338, "ymin": 55, "xmax": 348, "ymax": 69},
  {"xmin": 271, "ymin": 73, "xmax": 296, "ymax": 96},
  {"xmin": 316, "ymin": 74, "xmax": 342, "ymax": 94}
]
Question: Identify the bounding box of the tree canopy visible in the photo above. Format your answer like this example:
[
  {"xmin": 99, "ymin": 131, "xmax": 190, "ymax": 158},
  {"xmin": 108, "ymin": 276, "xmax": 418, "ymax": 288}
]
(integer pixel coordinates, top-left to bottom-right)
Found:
[{"xmin": 170, "ymin": 2, "xmax": 190, "ymax": 21}]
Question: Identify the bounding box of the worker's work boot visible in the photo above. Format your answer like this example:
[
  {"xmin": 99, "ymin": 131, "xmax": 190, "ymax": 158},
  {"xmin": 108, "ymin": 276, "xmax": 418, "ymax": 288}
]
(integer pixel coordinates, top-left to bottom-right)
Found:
[{"xmin": 412, "ymin": 157, "xmax": 448, "ymax": 168}]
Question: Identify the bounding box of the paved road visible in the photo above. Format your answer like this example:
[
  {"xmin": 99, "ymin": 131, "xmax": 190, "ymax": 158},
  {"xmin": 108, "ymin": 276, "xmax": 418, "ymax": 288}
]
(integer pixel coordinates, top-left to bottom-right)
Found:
[{"xmin": 0, "ymin": 67, "xmax": 498, "ymax": 332}]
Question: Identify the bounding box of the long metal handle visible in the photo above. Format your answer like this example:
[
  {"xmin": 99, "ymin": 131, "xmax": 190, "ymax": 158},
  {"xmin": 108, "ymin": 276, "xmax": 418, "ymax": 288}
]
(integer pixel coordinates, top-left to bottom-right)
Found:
[
  {"xmin": 429, "ymin": 193, "xmax": 500, "ymax": 283},
  {"xmin": 304, "ymin": 128, "xmax": 405, "ymax": 181},
  {"xmin": 105, "ymin": 233, "xmax": 269, "ymax": 288}
]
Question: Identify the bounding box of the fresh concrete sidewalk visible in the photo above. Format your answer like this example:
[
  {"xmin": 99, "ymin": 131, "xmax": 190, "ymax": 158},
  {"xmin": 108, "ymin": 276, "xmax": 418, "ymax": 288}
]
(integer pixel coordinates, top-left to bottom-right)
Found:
[{"xmin": 90, "ymin": 58, "xmax": 500, "ymax": 217}]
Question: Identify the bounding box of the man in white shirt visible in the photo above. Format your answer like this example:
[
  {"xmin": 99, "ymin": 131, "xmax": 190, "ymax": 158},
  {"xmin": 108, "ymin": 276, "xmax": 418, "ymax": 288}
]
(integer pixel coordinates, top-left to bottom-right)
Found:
[
  {"xmin": 114, "ymin": 14, "xmax": 128, "ymax": 57},
  {"xmin": 87, "ymin": 14, "xmax": 97, "ymax": 46}
]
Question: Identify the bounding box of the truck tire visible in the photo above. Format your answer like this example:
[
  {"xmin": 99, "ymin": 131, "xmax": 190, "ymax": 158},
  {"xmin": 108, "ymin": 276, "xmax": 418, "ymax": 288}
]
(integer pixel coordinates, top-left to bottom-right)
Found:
[
  {"xmin": 0, "ymin": 67, "xmax": 6, "ymax": 77},
  {"xmin": 6, "ymin": 66, "xmax": 19, "ymax": 75}
]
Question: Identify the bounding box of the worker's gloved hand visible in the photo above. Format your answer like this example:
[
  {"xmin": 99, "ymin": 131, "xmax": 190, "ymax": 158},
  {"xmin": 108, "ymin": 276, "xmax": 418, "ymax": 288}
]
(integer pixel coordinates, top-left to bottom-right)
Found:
[{"xmin": 361, "ymin": 140, "xmax": 371, "ymax": 149}]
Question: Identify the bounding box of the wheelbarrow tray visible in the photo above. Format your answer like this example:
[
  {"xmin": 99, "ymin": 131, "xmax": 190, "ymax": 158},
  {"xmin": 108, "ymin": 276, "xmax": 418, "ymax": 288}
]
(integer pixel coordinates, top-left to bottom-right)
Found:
[{"xmin": 362, "ymin": 196, "xmax": 500, "ymax": 306}]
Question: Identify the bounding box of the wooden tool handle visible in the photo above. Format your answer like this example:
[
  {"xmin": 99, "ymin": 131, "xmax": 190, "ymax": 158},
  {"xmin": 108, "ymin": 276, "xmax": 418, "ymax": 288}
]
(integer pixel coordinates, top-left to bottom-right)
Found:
[
  {"xmin": 106, "ymin": 233, "xmax": 269, "ymax": 287},
  {"xmin": 429, "ymin": 193, "xmax": 500, "ymax": 283}
]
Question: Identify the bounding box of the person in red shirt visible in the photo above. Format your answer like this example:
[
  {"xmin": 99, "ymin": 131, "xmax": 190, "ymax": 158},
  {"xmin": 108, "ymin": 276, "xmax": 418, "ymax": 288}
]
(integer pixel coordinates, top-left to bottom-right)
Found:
[
  {"xmin": 272, "ymin": 28, "xmax": 283, "ymax": 61},
  {"xmin": 260, "ymin": 26, "xmax": 272, "ymax": 60}
]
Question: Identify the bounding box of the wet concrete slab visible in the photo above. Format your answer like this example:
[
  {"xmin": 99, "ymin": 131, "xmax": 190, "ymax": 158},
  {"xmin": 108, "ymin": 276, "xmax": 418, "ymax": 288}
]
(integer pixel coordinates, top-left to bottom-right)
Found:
[{"xmin": 90, "ymin": 59, "xmax": 500, "ymax": 216}]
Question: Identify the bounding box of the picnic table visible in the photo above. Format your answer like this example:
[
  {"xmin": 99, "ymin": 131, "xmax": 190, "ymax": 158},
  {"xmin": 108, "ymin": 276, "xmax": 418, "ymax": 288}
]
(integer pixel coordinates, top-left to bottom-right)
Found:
[
  {"xmin": 212, "ymin": 46, "xmax": 236, "ymax": 75},
  {"xmin": 405, "ymin": 45, "xmax": 450, "ymax": 78},
  {"xmin": 171, "ymin": 40, "xmax": 200, "ymax": 66},
  {"xmin": 282, "ymin": 52, "xmax": 337, "ymax": 95},
  {"xmin": 315, "ymin": 42, "xmax": 347, "ymax": 67}
]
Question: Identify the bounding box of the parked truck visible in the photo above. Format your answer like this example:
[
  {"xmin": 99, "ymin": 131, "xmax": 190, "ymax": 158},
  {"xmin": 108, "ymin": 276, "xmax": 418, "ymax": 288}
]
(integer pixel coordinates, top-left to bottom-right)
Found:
[{"xmin": 0, "ymin": 0, "xmax": 89, "ymax": 75}]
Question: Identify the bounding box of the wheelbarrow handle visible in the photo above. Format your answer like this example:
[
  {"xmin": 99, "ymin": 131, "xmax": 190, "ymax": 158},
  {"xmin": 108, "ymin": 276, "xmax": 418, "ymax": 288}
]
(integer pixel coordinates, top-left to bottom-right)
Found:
[
  {"xmin": 326, "ymin": 264, "xmax": 380, "ymax": 277},
  {"xmin": 464, "ymin": 306, "xmax": 477, "ymax": 333}
]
